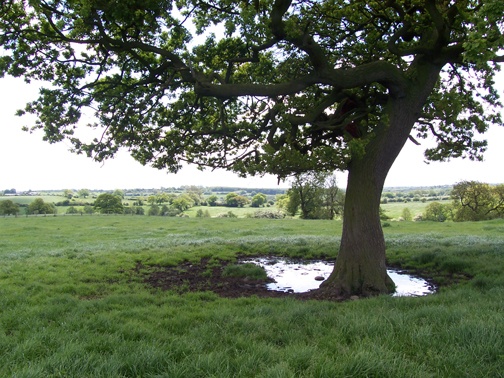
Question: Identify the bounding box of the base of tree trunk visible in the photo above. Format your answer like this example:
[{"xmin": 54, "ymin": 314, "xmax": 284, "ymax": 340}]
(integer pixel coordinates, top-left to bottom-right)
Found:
[{"xmin": 319, "ymin": 270, "xmax": 396, "ymax": 299}]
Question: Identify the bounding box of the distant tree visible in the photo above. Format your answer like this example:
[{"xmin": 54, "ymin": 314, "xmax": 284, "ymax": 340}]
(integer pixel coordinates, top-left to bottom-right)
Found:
[
  {"xmin": 401, "ymin": 208, "xmax": 413, "ymax": 222},
  {"xmin": 147, "ymin": 195, "xmax": 157, "ymax": 205},
  {"xmin": 63, "ymin": 189, "xmax": 74, "ymax": 199},
  {"xmin": 423, "ymin": 202, "xmax": 448, "ymax": 222},
  {"xmin": 66, "ymin": 206, "xmax": 78, "ymax": 214},
  {"xmin": 172, "ymin": 194, "xmax": 194, "ymax": 212},
  {"xmin": 148, "ymin": 204, "xmax": 160, "ymax": 216},
  {"xmin": 83, "ymin": 205, "xmax": 94, "ymax": 215},
  {"xmin": 287, "ymin": 172, "xmax": 328, "ymax": 219},
  {"xmin": 135, "ymin": 206, "xmax": 145, "ymax": 215},
  {"xmin": 0, "ymin": 200, "xmax": 20, "ymax": 216},
  {"xmin": 133, "ymin": 199, "xmax": 145, "ymax": 206},
  {"xmin": 323, "ymin": 175, "xmax": 345, "ymax": 220},
  {"xmin": 78, "ymin": 189, "xmax": 91, "ymax": 198},
  {"xmin": 225, "ymin": 192, "xmax": 249, "ymax": 208},
  {"xmin": 206, "ymin": 194, "xmax": 219, "ymax": 207},
  {"xmin": 93, "ymin": 194, "xmax": 123, "ymax": 214},
  {"xmin": 184, "ymin": 186, "xmax": 205, "ymax": 205},
  {"xmin": 275, "ymin": 194, "xmax": 290, "ymax": 212},
  {"xmin": 451, "ymin": 181, "xmax": 504, "ymax": 221},
  {"xmin": 27, "ymin": 198, "xmax": 56, "ymax": 215},
  {"xmin": 113, "ymin": 189, "xmax": 125, "ymax": 199},
  {"xmin": 154, "ymin": 192, "xmax": 170, "ymax": 204},
  {"xmin": 251, "ymin": 193, "xmax": 267, "ymax": 208}
]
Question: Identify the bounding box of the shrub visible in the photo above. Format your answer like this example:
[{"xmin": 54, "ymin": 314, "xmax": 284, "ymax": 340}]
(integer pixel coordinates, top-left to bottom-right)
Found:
[
  {"xmin": 148, "ymin": 205, "xmax": 160, "ymax": 216},
  {"xmin": 246, "ymin": 210, "xmax": 286, "ymax": 219},
  {"xmin": 196, "ymin": 209, "xmax": 211, "ymax": 217},
  {"xmin": 413, "ymin": 214, "xmax": 423, "ymax": 221},
  {"xmin": 83, "ymin": 205, "xmax": 94, "ymax": 214},
  {"xmin": 66, "ymin": 206, "xmax": 78, "ymax": 214},
  {"xmin": 423, "ymin": 202, "xmax": 448, "ymax": 222},
  {"xmin": 217, "ymin": 211, "xmax": 237, "ymax": 218},
  {"xmin": 401, "ymin": 207, "xmax": 412, "ymax": 221}
]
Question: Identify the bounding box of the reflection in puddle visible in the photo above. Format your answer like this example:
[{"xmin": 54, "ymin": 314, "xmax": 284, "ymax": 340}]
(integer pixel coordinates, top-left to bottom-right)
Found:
[{"xmin": 243, "ymin": 258, "xmax": 435, "ymax": 297}]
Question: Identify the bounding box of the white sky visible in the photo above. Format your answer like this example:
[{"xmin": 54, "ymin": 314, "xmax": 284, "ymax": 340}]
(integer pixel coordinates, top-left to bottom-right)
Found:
[{"xmin": 1, "ymin": 72, "xmax": 503, "ymax": 192}]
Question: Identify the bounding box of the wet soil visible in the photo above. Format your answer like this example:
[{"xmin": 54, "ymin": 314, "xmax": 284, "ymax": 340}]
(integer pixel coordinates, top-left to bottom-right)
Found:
[{"xmin": 141, "ymin": 258, "xmax": 296, "ymax": 299}]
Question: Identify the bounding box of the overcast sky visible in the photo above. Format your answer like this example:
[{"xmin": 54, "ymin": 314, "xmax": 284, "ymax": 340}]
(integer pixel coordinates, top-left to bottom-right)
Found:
[{"xmin": 1, "ymin": 72, "xmax": 503, "ymax": 192}]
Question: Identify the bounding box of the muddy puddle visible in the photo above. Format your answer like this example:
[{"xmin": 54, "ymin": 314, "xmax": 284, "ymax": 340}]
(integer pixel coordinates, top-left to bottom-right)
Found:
[{"xmin": 242, "ymin": 258, "xmax": 435, "ymax": 297}]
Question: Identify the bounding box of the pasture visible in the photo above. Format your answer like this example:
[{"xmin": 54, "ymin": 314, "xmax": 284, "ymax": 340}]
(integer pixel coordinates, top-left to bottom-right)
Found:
[{"xmin": 0, "ymin": 215, "xmax": 503, "ymax": 377}]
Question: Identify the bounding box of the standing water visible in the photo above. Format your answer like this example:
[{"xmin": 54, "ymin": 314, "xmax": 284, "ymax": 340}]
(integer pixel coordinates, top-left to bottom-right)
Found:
[{"xmin": 243, "ymin": 258, "xmax": 435, "ymax": 297}]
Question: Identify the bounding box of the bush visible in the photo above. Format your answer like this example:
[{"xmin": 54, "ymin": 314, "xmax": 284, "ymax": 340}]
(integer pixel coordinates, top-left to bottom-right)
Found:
[
  {"xmin": 66, "ymin": 206, "xmax": 79, "ymax": 214},
  {"xmin": 423, "ymin": 202, "xmax": 448, "ymax": 222},
  {"xmin": 401, "ymin": 207, "xmax": 412, "ymax": 221},
  {"xmin": 83, "ymin": 205, "xmax": 94, "ymax": 214},
  {"xmin": 217, "ymin": 211, "xmax": 238, "ymax": 218},
  {"xmin": 196, "ymin": 209, "xmax": 211, "ymax": 217},
  {"xmin": 246, "ymin": 210, "xmax": 285, "ymax": 219},
  {"xmin": 148, "ymin": 205, "xmax": 160, "ymax": 216},
  {"xmin": 165, "ymin": 207, "xmax": 182, "ymax": 217}
]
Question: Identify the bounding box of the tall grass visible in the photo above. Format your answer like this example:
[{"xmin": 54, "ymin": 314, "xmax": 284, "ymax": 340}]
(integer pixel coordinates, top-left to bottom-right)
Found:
[{"xmin": 1, "ymin": 216, "xmax": 503, "ymax": 377}]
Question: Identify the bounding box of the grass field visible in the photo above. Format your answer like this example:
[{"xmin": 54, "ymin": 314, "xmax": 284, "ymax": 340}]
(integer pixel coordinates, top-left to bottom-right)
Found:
[
  {"xmin": 381, "ymin": 200, "xmax": 451, "ymax": 220},
  {"xmin": 0, "ymin": 216, "xmax": 503, "ymax": 377}
]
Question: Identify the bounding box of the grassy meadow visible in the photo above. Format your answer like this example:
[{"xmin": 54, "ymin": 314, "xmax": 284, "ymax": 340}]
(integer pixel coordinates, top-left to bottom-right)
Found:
[{"xmin": 0, "ymin": 215, "xmax": 503, "ymax": 377}]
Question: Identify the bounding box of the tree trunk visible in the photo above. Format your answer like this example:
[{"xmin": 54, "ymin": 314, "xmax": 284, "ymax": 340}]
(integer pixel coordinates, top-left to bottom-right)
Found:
[
  {"xmin": 320, "ymin": 154, "xmax": 395, "ymax": 297},
  {"xmin": 319, "ymin": 61, "xmax": 443, "ymax": 298}
]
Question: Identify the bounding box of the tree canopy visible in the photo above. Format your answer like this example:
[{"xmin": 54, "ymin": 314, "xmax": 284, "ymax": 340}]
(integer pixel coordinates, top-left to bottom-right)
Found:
[
  {"xmin": 0, "ymin": 199, "xmax": 20, "ymax": 216},
  {"xmin": 93, "ymin": 193, "xmax": 124, "ymax": 214},
  {"xmin": 1, "ymin": 0, "xmax": 502, "ymax": 177}
]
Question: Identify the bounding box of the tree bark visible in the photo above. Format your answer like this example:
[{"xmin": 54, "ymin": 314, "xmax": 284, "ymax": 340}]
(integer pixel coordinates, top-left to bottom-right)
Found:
[
  {"xmin": 320, "ymin": 60, "xmax": 443, "ymax": 298},
  {"xmin": 320, "ymin": 153, "xmax": 395, "ymax": 296}
]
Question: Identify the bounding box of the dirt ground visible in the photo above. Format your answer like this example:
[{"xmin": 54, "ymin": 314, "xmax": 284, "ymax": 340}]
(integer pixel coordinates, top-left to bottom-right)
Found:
[{"xmin": 139, "ymin": 257, "xmax": 347, "ymax": 301}]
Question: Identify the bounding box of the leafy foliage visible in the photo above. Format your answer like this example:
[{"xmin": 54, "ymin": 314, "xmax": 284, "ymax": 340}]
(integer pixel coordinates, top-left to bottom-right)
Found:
[
  {"xmin": 27, "ymin": 198, "xmax": 56, "ymax": 215},
  {"xmin": 0, "ymin": 199, "xmax": 20, "ymax": 216},
  {"xmin": 250, "ymin": 193, "xmax": 267, "ymax": 207},
  {"xmin": 246, "ymin": 209, "xmax": 286, "ymax": 219},
  {"xmin": 0, "ymin": 1, "xmax": 502, "ymax": 176},
  {"xmin": 93, "ymin": 193, "xmax": 124, "ymax": 214},
  {"xmin": 423, "ymin": 202, "xmax": 449, "ymax": 222},
  {"xmin": 286, "ymin": 171, "xmax": 344, "ymax": 219},
  {"xmin": 451, "ymin": 180, "xmax": 504, "ymax": 221},
  {"xmin": 225, "ymin": 192, "xmax": 249, "ymax": 207}
]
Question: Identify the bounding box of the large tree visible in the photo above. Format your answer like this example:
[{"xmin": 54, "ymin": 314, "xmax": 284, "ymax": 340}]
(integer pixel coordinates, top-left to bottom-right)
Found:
[
  {"xmin": 93, "ymin": 193, "xmax": 124, "ymax": 214},
  {"xmin": 1, "ymin": 0, "xmax": 503, "ymax": 297}
]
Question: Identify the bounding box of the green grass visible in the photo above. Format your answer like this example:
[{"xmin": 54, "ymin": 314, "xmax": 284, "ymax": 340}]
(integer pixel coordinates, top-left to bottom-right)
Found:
[
  {"xmin": 0, "ymin": 216, "xmax": 503, "ymax": 377},
  {"xmin": 381, "ymin": 200, "xmax": 451, "ymax": 219},
  {"xmin": 222, "ymin": 263, "xmax": 269, "ymax": 280},
  {"xmin": 0, "ymin": 194, "xmax": 67, "ymax": 205}
]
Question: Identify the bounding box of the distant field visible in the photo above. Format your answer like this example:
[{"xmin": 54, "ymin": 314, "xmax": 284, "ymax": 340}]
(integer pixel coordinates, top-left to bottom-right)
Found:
[
  {"xmin": 0, "ymin": 194, "xmax": 67, "ymax": 205},
  {"xmin": 381, "ymin": 200, "xmax": 451, "ymax": 219},
  {"xmin": 2, "ymin": 193, "xmax": 452, "ymax": 220}
]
